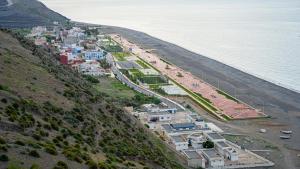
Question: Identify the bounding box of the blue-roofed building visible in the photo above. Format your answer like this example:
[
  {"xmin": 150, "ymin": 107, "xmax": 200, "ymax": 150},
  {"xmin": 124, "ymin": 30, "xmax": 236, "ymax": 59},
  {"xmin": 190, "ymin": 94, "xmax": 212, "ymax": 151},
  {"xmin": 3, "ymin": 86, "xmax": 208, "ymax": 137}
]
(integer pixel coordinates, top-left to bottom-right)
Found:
[
  {"xmin": 170, "ymin": 123, "xmax": 196, "ymax": 130},
  {"xmin": 84, "ymin": 50, "xmax": 105, "ymax": 60}
]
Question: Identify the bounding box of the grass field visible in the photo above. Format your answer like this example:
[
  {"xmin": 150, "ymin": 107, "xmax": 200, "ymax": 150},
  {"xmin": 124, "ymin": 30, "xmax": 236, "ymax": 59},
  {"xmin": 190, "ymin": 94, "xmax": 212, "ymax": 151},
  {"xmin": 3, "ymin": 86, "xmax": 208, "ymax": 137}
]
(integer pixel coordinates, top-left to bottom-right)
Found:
[
  {"xmin": 93, "ymin": 78, "xmax": 136, "ymax": 99},
  {"xmin": 112, "ymin": 52, "xmax": 130, "ymax": 61},
  {"xmin": 136, "ymin": 60, "xmax": 150, "ymax": 68},
  {"xmin": 139, "ymin": 76, "xmax": 167, "ymax": 84}
]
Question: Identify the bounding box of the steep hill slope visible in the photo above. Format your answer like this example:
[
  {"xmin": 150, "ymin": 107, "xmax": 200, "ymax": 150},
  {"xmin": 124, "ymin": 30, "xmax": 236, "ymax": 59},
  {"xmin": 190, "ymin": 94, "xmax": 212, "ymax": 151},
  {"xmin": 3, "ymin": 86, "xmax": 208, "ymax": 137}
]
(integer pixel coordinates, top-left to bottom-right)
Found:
[
  {"xmin": 0, "ymin": 29, "xmax": 184, "ymax": 169},
  {"xmin": 0, "ymin": 0, "xmax": 69, "ymax": 28}
]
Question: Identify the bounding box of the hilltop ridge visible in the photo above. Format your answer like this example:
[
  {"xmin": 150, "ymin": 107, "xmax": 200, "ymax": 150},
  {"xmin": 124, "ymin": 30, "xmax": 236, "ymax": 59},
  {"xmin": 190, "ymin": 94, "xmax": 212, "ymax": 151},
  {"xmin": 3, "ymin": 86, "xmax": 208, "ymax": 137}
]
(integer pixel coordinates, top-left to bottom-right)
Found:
[{"xmin": 0, "ymin": 0, "xmax": 69, "ymax": 28}]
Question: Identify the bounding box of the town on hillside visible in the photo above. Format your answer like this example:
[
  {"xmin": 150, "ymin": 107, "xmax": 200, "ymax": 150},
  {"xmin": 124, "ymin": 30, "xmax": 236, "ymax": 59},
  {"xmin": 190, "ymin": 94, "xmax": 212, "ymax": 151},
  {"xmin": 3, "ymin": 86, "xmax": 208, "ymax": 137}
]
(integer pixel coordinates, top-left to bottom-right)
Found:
[{"xmin": 27, "ymin": 25, "xmax": 275, "ymax": 169}]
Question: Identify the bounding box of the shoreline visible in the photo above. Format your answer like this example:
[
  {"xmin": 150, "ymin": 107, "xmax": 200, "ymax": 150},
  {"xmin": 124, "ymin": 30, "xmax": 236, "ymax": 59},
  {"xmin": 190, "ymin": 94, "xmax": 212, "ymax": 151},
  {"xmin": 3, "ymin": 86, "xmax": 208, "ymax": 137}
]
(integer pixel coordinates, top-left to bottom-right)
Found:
[
  {"xmin": 89, "ymin": 23, "xmax": 300, "ymax": 94},
  {"xmin": 95, "ymin": 24, "xmax": 300, "ymax": 102}
]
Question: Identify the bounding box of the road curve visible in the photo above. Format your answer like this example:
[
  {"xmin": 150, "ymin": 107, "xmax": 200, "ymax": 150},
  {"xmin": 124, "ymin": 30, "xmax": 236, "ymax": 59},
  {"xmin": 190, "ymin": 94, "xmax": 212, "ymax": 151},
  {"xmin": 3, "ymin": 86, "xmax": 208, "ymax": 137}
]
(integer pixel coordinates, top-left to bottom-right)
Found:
[{"xmin": 106, "ymin": 53, "xmax": 185, "ymax": 111}]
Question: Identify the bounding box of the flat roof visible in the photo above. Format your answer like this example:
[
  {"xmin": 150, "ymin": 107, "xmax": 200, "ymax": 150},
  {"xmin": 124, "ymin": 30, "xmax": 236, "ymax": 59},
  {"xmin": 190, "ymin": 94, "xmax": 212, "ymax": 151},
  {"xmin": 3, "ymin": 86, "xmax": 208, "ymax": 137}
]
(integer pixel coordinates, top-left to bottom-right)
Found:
[
  {"xmin": 216, "ymin": 141, "xmax": 230, "ymax": 148},
  {"xmin": 184, "ymin": 150, "xmax": 202, "ymax": 159},
  {"xmin": 207, "ymin": 132, "xmax": 224, "ymax": 140},
  {"xmin": 202, "ymin": 149, "xmax": 222, "ymax": 159},
  {"xmin": 171, "ymin": 135, "xmax": 186, "ymax": 143},
  {"xmin": 161, "ymin": 124, "xmax": 172, "ymax": 133},
  {"xmin": 170, "ymin": 123, "xmax": 196, "ymax": 129}
]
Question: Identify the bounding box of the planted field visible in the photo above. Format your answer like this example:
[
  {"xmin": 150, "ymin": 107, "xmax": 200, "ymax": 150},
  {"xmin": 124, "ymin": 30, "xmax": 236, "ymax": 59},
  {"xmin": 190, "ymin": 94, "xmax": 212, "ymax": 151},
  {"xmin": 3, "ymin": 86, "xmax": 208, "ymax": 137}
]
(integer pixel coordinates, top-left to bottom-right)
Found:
[
  {"xmin": 128, "ymin": 69, "xmax": 144, "ymax": 77},
  {"xmin": 112, "ymin": 52, "xmax": 130, "ymax": 61},
  {"xmin": 136, "ymin": 60, "xmax": 150, "ymax": 68},
  {"xmin": 139, "ymin": 76, "xmax": 167, "ymax": 84}
]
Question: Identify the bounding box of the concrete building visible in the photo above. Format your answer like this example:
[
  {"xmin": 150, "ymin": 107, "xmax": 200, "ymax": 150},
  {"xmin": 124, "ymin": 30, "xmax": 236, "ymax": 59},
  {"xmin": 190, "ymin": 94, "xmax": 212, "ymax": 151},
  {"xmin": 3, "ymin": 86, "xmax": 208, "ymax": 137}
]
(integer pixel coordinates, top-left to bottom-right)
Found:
[
  {"xmin": 142, "ymin": 104, "xmax": 177, "ymax": 114},
  {"xmin": 147, "ymin": 111, "xmax": 175, "ymax": 123},
  {"xmin": 84, "ymin": 50, "xmax": 105, "ymax": 60},
  {"xmin": 204, "ymin": 132, "xmax": 226, "ymax": 142},
  {"xmin": 188, "ymin": 114, "xmax": 208, "ymax": 128},
  {"xmin": 170, "ymin": 135, "xmax": 188, "ymax": 151},
  {"xmin": 215, "ymin": 141, "xmax": 238, "ymax": 161},
  {"xmin": 188, "ymin": 133, "xmax": 206, "ymax": 149},
  {"xmin": 201, "ymin": 149, "xmax": 224, "ymax": 168},
  {"xmin": 184, "ymin": 150, "xmax": 206, "ymax": 168}
]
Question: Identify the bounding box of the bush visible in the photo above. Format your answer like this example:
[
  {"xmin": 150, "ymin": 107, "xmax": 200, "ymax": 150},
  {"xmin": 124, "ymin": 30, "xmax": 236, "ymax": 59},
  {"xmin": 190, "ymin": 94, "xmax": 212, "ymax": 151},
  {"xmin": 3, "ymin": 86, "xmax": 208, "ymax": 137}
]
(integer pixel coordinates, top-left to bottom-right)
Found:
[
  {"xmin": 15, "ymin": 140, "xmax": 25, "ymax": 146},
  {"xmin": 0, "ymin": 154, "xmax": 9, "ymax": 161},
  {"xmin": 0, "ymin": 137, "xmax": 6, "ymax": 144},
  {"xmin": 53, "ymin": 161, "xmax": 68, "ymax": 169},
  {"xmin": 30, "ymin": 164, "xmax": 41, "ymax": 169},
  {"xmin": 45, "ymin": 145, "xmax": 57, "ymax": 155},
  {"xmin": 203, "ymin": 140, "xmax": 214, "ymax": 148},
  {"xmin": 83, "ymin": 75, "xmax": 99, "ymax": 84},
  {"xmin": 29, "ymin": 150, "xmax": 40, "ymax": 158},
  {"xmin": 1, "ymin": 98, "xmax": 7, "ymax": 103},
  {"xmin": 86, "ymin": 160, "xmax": 98, "ymax": 169}
]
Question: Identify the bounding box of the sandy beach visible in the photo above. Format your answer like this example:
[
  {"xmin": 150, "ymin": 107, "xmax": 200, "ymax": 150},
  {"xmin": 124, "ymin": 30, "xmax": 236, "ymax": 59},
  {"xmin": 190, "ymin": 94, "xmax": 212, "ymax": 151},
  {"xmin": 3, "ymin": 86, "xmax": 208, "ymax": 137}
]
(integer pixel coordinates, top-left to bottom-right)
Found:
[{"xmin": 97, "ymin": 25, "xmax": 300, "ymax": 169}]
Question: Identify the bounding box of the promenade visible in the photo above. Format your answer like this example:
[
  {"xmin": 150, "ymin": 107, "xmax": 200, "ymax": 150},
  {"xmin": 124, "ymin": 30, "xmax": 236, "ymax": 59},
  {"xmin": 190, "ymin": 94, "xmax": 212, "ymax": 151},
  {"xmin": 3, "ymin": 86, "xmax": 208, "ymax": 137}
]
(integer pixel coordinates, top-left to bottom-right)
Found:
[{"xmin": 111, "ymin": 34, "xmax": 266, "ymax": 119}]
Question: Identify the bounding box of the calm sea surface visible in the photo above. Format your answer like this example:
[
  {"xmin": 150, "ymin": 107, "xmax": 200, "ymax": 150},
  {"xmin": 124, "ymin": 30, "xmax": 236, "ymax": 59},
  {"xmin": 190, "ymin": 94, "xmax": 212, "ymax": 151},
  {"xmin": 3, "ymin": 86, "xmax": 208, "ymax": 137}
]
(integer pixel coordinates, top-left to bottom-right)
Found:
[{"xmin": 40, "ymin": 0, "xmax": 300, "ymax": 92}]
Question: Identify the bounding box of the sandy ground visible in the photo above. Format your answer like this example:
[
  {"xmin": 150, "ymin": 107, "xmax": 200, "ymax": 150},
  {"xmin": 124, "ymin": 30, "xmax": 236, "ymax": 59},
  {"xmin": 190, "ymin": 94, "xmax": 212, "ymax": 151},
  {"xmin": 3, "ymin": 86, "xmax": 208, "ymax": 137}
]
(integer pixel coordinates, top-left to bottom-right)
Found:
[{"xmin": 98, "ymin": 25, "xmax": 300, "ymax": 169}]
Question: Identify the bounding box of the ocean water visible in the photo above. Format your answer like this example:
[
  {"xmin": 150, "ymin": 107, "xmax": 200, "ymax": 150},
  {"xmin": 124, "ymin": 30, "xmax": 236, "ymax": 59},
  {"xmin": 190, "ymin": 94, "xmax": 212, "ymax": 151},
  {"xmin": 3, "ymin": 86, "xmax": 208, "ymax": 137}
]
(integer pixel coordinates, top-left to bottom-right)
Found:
[{"xmin": 40, "ymin": 0, "xmax": 300, "ymax": 92}]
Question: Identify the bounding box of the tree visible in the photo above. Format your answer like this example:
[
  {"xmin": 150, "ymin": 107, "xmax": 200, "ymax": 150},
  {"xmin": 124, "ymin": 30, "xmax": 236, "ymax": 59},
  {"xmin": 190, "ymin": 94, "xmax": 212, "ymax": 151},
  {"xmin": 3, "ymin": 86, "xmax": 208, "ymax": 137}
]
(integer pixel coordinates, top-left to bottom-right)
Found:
[{"xmin": 203, "ymin": 140, "xmax": 214, "ymax": 148}]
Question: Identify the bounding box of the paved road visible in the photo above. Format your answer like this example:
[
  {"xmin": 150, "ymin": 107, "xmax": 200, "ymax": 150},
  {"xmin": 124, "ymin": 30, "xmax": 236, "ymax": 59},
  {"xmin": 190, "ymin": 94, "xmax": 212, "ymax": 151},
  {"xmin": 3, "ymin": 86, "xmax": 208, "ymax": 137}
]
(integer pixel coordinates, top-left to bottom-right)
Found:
[{"xmin": 107, "ymin": 53, "xmax": 185, "ymax": 111}]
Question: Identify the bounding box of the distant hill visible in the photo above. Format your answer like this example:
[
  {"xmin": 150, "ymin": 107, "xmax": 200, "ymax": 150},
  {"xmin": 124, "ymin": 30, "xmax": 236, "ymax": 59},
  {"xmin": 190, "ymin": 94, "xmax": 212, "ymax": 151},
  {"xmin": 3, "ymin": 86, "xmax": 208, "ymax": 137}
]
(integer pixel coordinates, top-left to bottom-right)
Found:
[{"xmin": 0, "ymin": 0, "xmax": 69, "ymax": 28}]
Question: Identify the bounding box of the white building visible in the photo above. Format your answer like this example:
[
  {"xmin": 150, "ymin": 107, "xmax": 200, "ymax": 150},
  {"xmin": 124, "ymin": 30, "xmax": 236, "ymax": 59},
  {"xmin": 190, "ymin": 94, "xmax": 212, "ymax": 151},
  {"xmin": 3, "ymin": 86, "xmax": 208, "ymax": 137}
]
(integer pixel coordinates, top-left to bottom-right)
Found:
[
  {"xmin": 201, "ymin": 149, "xmax": 224, "ymax": 168},
  {"xmin": 188, "ymin": 133, "xmax": 206, "ymax": 149},
  {"xmin": 170, "ymin": 135, "xmax": 188, "ymax": 151},
  {"xmin": 142, "ymin": 104, "xmax": 177, "ymax": 114},
  {"xmin": 184, "ymin": 150, "xmax": 206, "ymax": 168},
  {"xmin": 147, "ymin": 111, "xmax": 175, "ymax": 123},
  {"xmin": 79, "ymin": 61, "xmax": 106, "ymax": 76},
  {"xmin": 215, "ymin": 141, "xmax": 239, "ymax": 161},
  {"xmin": 204, "ymin": 132, "xmax": 226, "ymax": 142}
]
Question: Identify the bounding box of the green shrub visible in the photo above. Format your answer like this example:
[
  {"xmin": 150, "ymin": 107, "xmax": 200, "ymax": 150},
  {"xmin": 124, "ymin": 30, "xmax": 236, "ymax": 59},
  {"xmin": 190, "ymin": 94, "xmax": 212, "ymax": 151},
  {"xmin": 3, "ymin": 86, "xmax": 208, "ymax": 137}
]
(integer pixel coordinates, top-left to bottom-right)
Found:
[
  {"xmin": 0, "ymin": 137, "xmax": 6, "ymax": 144},
  {"xmin": 53, "ymin": 161, "xmax": 68, "ymax": 169},
  {"xmin": 0, "ymin": 154, "xmax": 9, "ymax": 161},
  {"xmin": 86, "ymin": 160, "xmax": 98, "ymax": 169},
  {"xmin": 30, "ymin": 164, "xmax": 41, "ymax": 169},
  {"xmin": 83, "ymin": 75, "xmax": 100, "ymax": 84},
  {"xmin": 203, "ymin": 140, "xmax": 214, "ymax": 148},
  {"xmin": 0, "ymin": 84, "xmax": 9, "ymax": 91},
  {"xmin": 15, "ymin": 140, "xmax": 25, "ymax": 146},
  {"xmin": 29, "ymin": 150, "xmax": 40, "ymax": 158},
  {"xmin": 45, "ymin": 145, "xmax": 57, "ymax": 155}
]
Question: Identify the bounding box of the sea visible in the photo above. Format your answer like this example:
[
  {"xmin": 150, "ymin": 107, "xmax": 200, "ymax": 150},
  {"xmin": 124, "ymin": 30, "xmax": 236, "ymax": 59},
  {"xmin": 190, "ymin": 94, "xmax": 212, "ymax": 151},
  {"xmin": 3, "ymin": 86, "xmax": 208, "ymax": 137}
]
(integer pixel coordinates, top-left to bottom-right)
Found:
[{"xmin": 40, "ymin": 0, "xmax": 300, "ymax": 92}]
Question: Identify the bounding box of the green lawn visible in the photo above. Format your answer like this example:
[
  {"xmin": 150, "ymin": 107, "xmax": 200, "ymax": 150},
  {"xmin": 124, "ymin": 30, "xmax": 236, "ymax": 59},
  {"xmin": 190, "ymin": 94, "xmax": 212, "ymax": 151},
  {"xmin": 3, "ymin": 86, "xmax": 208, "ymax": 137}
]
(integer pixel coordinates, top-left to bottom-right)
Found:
[
  {"xmin": 93, "ymin": 78, "xmax": 135, "ymax": 99},
  {"xmin": 112, "ymin": 52, "xmax": 130, "ymax": 61},
  {"xmin": 136, "ymin": 60, "xmax": 150, "ymax": 69}
]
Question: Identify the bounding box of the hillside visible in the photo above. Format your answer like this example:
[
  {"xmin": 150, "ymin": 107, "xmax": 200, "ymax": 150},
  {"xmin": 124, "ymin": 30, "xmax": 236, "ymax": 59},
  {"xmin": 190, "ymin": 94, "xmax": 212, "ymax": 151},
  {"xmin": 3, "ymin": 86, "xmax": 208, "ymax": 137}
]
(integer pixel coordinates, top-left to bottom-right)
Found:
[
  {"xmin": 0, "ymin": 29, "xmax": 184, "ymax": 169},
  {"xmin": 0, "ymin": 0, "xmax": 69, "ymax": 28}
]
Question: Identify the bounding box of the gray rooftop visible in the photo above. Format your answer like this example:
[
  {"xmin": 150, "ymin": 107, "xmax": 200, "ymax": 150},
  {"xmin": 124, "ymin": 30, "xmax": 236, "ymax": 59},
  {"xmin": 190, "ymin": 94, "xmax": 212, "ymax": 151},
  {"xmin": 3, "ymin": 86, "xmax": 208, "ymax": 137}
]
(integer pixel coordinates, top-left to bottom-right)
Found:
[
  {"xmin": 171, "ymin": 135, "xmax": 186, "ymax": 143},
  {"xmin": 207, "ymin": 132, "xmax": 224, "ymax": 140},
  {"xmin": 216, "ymin": 141, "xmax": 230, "ymax": 148},
  {"xmin": 161, "ymin": 124, "xmax": 172, "ymax": 133},
  {"xmin": 202, "ymin": 149, "xmax": 222, "ymax": 159},
  {"xmin": 184, "ymin": 150, "xmax": 202, "ymax": 159}
]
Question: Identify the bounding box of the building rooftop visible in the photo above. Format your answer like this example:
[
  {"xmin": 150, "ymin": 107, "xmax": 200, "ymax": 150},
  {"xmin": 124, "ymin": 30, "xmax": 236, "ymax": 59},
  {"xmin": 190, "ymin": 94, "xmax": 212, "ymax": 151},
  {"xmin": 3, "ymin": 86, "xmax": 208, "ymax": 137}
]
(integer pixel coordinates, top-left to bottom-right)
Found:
[
  {"xmin": 206, "ymin": 132, "xmax": 224, "ymax": 140},
  {"xmin": 170, "ymin": 123, "xmax": 196, "ymax": 130},
  {"xmin": 184, "ymin": 150, "xmax": 202, "ymax": 159},
  {"xmin": 216, "ymin": 141, "xmax": 230, "ymax": 148},
  {"xmin": 171, "ymin": 135, "xmax": 186, "ymax": 143},
  {"xmin": 202, "ymin": 149, "xmax": 222, "ymax": 159}
]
